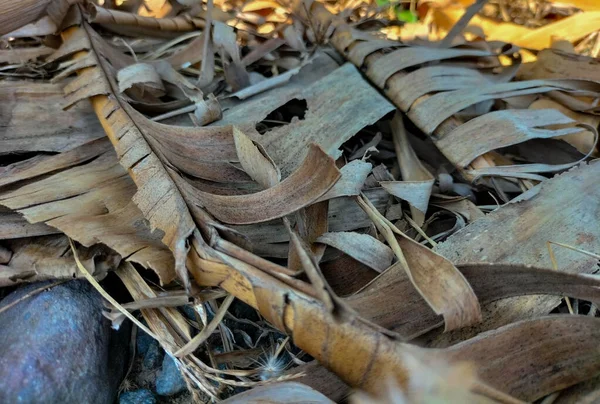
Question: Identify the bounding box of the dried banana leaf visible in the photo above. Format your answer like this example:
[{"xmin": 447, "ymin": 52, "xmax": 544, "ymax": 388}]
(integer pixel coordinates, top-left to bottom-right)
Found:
[
  {"xmin": 0, "ymin": 138, "xmax": 175, "ymax": 283},
  {"xmin": 0, "ymin": 81, "xmax": 104, "ymax": 154},
  {"xmin": 433, "ymin": 161, "xmax": 600, "ymax": 346},
  {"xmin": 298, "ymin": 1, "xmax": 600, "ymax": 181}
]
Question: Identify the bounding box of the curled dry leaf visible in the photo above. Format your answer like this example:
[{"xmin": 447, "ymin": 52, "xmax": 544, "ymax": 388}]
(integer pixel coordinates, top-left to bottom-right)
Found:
[
  {"xmin": 357, "ymin": 195, "xmax": 482, "ymax": 332},
  {"xmin": 348, "ymin": 262, "xmax": 600, "ymax": 340},
  {"xmin": 316, "ymin": 232, "xmax": 393, "ymax": 273},
  {"xmin": 117, "ymin": 62, "xmax": 166, "ymax": 96},
  {"xmin": 86, "ymin": 3, "xmax": 206, "ymax": 31}
]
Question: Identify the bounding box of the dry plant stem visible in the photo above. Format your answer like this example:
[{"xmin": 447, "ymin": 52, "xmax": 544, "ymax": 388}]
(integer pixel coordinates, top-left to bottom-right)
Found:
[
  {"xmin": 0, "ymin": 279, "xmax": 69, "ymax": 315},
  {"xmin": 119, "ymin": 295, "xmax": 192, "ymax": 311},
  {"xmin": 546, "ymin": 242, "xmax": 574, "ymax": 314},
  {"xmin": 404, "ymin": 214, "xmax": 437, "ymax": 247},
  {"xmin": 176, "ymin": 294, "xmax": 235, "ymax": 357},
  {"xmin": 214, "ymin": 238, "xmax": 298, "ymax": 277},
  {"xmin": 547, "ymin": 241, "xmax": 600, "ymax": 260},
  {"xmin": 68, "ymin": 239, "xmax": 160, "ymax": 340}
]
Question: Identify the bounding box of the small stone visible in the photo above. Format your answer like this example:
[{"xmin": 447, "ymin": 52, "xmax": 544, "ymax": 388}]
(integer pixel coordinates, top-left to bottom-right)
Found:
[
  {"xmin": 119, "ymin": 389, "xmax": 156, "ymax": 404},
  {"xmin": 136, "ymin": 329, "xmax": 154, "ymax": 356},
  {"xmin": 142, "ymin": 340, "xmax": 163, "ymax": 370},
  {"xmin": 181, "ymin": 305, "xmax": 196, "ymax": 321},
  {"xmin": 0, "ymin": 280, "xmax": 129, "ymax": 404},
  {"xmin": 155, "ymin": 355, "xmax": 187, "ymax": 396}
]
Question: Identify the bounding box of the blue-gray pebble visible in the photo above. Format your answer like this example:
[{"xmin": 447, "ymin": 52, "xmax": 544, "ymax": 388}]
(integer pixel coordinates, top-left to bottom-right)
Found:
[
  {"xmin": 136, "ymin": 330, "xmax": 154, "ymax": 356},
  {"xmin": 155, "ymin": 355, "xmax": 187, "ymax": 396},
  {"xmin": 142, "ymin": 340, "xmax": 163, "ymax": 370},
  {"xmin": 119, "ymin": 389, "xmax": 156, "ymax": 404}
]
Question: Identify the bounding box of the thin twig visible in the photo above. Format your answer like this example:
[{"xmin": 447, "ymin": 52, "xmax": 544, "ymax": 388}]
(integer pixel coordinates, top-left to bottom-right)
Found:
[{"xmin": 175, "ymin": 294, "xmax": 235, "ymax": 357}]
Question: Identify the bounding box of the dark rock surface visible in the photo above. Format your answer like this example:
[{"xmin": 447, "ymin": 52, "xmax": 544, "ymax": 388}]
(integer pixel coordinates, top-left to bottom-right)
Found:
[
  {"xmin": 137, "ymin": 329, "xmax": 154, "ymax": 356},
  {"xmin": 155, "ymin": 355, "xmax": 187, "ymax": 396},
  {"xmin": 119, "ymin": 388, "xmax": 156, "ymax": 404},
  {"xmin": 142, "ymin": 340, "xmax": 164, "ymax": 370},
  {"xmin": 0, "ymin": 280, "xmax": 129, "ymax": 404}
]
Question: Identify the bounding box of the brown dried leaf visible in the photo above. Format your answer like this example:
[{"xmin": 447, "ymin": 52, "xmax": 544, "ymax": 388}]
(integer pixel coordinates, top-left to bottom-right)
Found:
[
  {"xmin": 117, "ymin": 62, "xmax": 166, "ymax": 96},
  {"xmin": 1, "ymin": 235, "xmax": 118, "ymax": 286},
  {"xmin": 436, "ymin": 109, "xmax": 589, "ymax": 168},
  {"xmin": 348, "ymin": 262, "xmax": 600, "ymax": 340},
  {"xmin": 0, "ymin": 138, "xmax": 175, "ymax": 283},
  {"xmin": 0, "ymin": 81, "xmax": 104, "ymax": 154},
  {"xmin": 174, "ymin": 144, "xmax": 340, "ymax": 224},
  {"xmin": 434, "ymin": 161, "xmax": 600, "ymax": 345},
  {"xmin": 443, "ymin": 316, "xmax": 600, "ymax": 401},
  {"xmin": 261, "ymin": 63, "xmax": 395, "ymax": 177},
  {"xmin": 357, "ymin": 195, "xmax": 481, "ymax": 331}
]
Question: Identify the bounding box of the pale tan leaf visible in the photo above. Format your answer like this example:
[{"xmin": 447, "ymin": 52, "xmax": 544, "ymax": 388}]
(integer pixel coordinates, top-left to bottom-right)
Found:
[
  {"xmin": 221, "ymin": 382, "xmax": 334, "ymax": 403},
  {"xmin": 529, "ymin": 98, "xmax": 600, "ymax": 154},
  {"xmin": 317, "ymin": 232, "xmax": 393, "ymax": 273},
  {"xmin": 381, "ymin": 182, "xmax": 433, "ymax": 222},
  {"xmin": 0, "ymin": 46, "xmax": 53, "ymax": 64},
  {"xmin": 232, "ymin": 126, "xmax": 280, "ymax": 189},
  {"xmin": 436, "ymin": 109, "xmax": 586, "ymax": 167},
  {"xmin": 316, "ymin": 160, "xmax": 372, "ymax": 202},
  {"xmin": 262, "ymin": 63, "xmax": 395, "ymax": 177},
  {"xmin": 0, "ymin": 81, "xmax": 104, "ymax": 154},
  {"xmin": 0, "ymin": 139, "xmax": 175, "ymax": 284},
  {"xmin": 117, "ymin": 62, "xmax": 166, "ymax": 97},
  {"xmin": 1, "ymin": 235, "xmax": 118, "ymax": 286}
]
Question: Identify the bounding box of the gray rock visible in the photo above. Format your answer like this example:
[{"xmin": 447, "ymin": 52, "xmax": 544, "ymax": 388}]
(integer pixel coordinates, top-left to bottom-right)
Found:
[
  {"xmin": 155, "ymin": 355, "xmax": 187, "ymax": 396},
  {"xmin": 136, "ymin": 329, "xmax": 154, "ymax": 356},
  {"xmin": 0, "ymin": 280, "xmax": 129, "ymax": 404},
  {"xmin": 142, "ymin": 340, "xmax": 163, "ymax": 370},
  {"xmin": 119, "ymin": 388, "xmax": 156, "ymax": 404}
]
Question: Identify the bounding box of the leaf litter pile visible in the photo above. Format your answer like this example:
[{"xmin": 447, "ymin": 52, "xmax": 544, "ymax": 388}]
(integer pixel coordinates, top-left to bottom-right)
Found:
[{"xmin": 1, "ymin": 0, "xmax": 600, "ymax": 402}]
